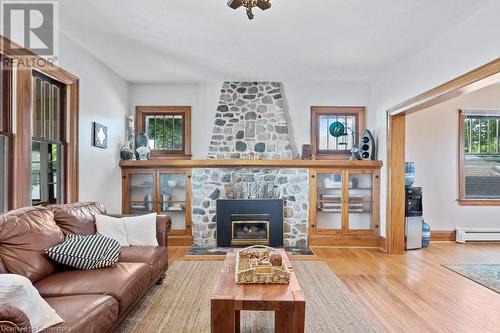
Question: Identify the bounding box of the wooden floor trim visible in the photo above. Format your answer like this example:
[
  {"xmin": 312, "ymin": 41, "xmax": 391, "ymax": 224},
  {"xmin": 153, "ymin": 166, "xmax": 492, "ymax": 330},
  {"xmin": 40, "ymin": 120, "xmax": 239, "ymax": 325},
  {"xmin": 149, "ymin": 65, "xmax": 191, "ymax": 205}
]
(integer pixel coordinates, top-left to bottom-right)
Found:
[{"xmin": 431, "ymin": 230, "xmax": 456, "ymax": 241}]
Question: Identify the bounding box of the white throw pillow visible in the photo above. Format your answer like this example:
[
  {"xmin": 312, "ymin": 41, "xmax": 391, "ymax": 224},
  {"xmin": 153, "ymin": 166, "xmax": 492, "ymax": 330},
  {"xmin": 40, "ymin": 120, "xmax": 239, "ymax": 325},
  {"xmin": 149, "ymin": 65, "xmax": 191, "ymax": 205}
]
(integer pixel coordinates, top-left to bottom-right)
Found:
[
  {"xmin": 0, "ymin": 274, "xmax": 63, "ymax": 333},
  {"xmin": 95, "ymin": 214, "xmax": 128, "ymax": 246},
  {"xmin": 124, "ymin": 213, "xmax": 159, "ymax": 246}
]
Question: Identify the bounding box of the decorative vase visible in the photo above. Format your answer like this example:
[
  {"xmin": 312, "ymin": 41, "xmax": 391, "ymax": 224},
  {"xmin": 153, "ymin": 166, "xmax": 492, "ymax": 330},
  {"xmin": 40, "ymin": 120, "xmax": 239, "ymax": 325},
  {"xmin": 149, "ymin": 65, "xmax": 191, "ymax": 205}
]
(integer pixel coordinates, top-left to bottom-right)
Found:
[
  {"xmin": 120, "ymin": 146, "xmax": 135, "ymax": 160},
  {"xmin": 405, "ymin": 162, "xmax": 415, "ymax": 187},
  {"xmin": 135, "ymin": 132, "xmax": 149, "ymax": 148},
  {"xmin": 136, "ymin": 146, "xmax": 150, "ymax": 161}
]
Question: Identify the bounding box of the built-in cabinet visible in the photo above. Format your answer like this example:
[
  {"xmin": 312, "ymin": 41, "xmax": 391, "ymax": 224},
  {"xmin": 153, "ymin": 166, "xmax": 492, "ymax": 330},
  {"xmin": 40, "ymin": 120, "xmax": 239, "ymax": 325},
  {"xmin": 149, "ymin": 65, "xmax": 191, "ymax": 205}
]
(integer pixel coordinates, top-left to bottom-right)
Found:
[
  {"xmin": 120, "ymin": 160, "xmax": 382, "ymax": 246},
  {"xmin": 309, "ymin": 169, "xmax": 380, "ymax": 237},
  {"xmin": 122, "ymin": 168, "xmax": 192, "ymax": 235}
]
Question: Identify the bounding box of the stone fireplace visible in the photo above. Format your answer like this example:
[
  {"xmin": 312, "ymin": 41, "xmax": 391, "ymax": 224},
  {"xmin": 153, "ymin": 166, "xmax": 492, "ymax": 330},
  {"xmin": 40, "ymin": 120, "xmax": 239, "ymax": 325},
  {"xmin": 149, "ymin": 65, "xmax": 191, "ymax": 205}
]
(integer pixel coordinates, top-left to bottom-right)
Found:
[
  {"xmin": 191, "ymin": 168, "xmax": 308, "ymax": 248},
  {"xmin": 191, "ymin": 82, "xmax": 309, "ymax": 248},
  {"xmin": 207, "ymin": 82, "xmax": 294, "ymax": 160}
]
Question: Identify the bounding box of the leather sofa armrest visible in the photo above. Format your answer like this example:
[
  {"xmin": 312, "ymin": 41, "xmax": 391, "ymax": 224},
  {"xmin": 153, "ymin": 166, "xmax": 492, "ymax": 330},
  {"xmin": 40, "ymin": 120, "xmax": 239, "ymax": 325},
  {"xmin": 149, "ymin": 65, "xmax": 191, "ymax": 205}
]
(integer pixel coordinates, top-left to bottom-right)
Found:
[
  {"xmin": 156, "ymin": 214, "xmax": 172, "ymax": 246},
  {"xmin": 0, "ymin": 304, "xmax": 32, "ymax": 332}
]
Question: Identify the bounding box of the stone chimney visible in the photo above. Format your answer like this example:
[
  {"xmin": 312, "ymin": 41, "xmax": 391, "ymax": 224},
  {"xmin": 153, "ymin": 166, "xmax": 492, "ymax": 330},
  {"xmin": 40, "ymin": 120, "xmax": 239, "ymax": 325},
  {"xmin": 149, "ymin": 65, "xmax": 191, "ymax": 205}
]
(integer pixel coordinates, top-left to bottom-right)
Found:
[{"xmin": 207, "ymin": 82, "xmax": 294, "ymax": 160}]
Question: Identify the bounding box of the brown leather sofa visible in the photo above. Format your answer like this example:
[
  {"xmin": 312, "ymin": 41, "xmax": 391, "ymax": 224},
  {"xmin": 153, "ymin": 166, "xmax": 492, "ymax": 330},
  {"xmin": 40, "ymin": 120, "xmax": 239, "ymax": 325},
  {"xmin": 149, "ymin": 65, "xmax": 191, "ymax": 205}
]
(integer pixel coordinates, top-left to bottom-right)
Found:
[{"xmin": 0, "ymin": 202, "xmax": 171, "ymax": 333}]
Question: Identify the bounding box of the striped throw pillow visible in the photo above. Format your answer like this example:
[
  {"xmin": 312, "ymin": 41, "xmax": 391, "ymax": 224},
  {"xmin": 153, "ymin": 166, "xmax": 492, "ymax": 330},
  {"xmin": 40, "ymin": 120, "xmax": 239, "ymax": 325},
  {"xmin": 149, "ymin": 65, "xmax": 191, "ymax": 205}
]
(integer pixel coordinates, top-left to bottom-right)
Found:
[{"xmin": 45, "ymin": 234, "xmax": 120, "ymax": 270}]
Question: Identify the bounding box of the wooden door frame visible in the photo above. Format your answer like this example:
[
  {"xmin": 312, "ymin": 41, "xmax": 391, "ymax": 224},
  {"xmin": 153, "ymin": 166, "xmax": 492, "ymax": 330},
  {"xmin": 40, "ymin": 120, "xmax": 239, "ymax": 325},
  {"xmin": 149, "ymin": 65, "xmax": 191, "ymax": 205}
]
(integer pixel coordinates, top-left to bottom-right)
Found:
[{"xmin": 386, "ymin": 57, "xmax": 500, "ymax": 254}]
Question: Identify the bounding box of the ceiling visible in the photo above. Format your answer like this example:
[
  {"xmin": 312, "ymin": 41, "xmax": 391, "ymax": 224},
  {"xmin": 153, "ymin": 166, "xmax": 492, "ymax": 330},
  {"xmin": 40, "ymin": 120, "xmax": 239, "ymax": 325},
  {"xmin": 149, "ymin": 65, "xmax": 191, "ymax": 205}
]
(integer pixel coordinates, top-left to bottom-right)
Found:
[{"xmin": 58, "ymin": 0, "xmax": 491, "ymax": 83}]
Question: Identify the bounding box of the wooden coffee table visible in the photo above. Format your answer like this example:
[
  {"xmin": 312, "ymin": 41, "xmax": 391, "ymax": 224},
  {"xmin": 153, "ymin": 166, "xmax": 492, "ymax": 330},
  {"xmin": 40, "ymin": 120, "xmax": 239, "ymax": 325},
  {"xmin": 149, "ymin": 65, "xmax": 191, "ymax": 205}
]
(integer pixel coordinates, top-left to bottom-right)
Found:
[{"xmin": 211, "ymin": 249, "xmax": 305, "ymax": 333}]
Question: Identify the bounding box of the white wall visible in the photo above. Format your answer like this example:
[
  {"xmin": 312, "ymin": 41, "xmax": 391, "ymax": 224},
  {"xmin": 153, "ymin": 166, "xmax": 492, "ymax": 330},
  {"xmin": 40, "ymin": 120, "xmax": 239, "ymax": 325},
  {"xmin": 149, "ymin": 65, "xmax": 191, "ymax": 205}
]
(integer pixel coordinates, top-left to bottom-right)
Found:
[
  {"xmin": 129, "ymin": 82, "xmax": 219, "ymax": 159},
  {"xmin": 59, "ymin": 35, "xmax": 129, "ymax": 213},
  {"xmin": 372, "ymin": 0, "xmax": 500, "ymax": 236},
  {"xmin": 282, "ymin": 81, "xmax": 373, "ymax": 154},
  {"xmin": 406, "ymin": 84, "xmax": 500, "ymax": 231},
  {"xmin": 129, "ymin": 81, "xmax": 372, "ymax": 158}
]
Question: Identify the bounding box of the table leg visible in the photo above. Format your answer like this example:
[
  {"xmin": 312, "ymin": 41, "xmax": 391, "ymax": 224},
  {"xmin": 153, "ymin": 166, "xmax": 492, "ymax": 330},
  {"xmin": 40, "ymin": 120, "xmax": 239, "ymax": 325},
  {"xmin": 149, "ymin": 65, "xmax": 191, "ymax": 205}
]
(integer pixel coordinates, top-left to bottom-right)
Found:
[
  {"xmin": 235, "ymin": 310, "xmax": 240, "ymax": 332},
  {"xmin": 292, "ymin": 300, "xmax": 306, "ymax": 333},
  {"xmin": 275, "ymin": 308, "xmax": 293, "ymax": 333},
  {"xmin": 211, "ymin": 298, "xmax": 235, "ymax": 333}
]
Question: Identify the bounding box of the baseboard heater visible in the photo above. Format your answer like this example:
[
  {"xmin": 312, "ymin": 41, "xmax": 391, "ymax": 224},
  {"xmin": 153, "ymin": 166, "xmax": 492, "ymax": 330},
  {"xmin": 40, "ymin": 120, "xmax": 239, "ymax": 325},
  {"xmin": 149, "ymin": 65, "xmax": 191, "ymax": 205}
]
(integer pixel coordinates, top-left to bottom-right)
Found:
[{"xmin": 456, "ymin": 228, "xmax": 500, "ymax": 243}]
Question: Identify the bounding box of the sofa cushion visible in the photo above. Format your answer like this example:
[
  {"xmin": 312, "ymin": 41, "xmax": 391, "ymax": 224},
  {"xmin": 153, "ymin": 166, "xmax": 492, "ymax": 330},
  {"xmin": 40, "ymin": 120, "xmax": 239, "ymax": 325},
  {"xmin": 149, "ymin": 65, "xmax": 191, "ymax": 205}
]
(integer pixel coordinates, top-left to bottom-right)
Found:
[
  {"xmin": 119, "ymin": 246, "xmax": 167, "ymax": 281},
  {"xmin": 0, "ymin": 207, "xmax": 64, "ymax": 282},
  {"xmin": 45, "ymin": 234, "xmax": 120, "ymax": 270},
  {"xmin": 50, "ymin": 202, "xmax": 106, "ymax": 236},
  {"xmin": 35, "ymin": 262, "xmax": 150, "ymax": 314},
  {"xmin": 43, "ymin": 295, "xmax": 118, "ymax": 333}
]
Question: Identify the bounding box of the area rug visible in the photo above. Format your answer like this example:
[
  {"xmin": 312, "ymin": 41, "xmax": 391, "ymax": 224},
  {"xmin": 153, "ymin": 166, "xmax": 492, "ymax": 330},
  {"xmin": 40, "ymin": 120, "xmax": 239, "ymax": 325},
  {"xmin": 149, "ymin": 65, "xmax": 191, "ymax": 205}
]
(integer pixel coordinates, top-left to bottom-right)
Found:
[
  {"xmin": 117, "ymin": 261, "xmax": 377, "ymax": 333},
  {"xmin": 443, "ymin": 264, "xmax": 500, "ymax": 294}
]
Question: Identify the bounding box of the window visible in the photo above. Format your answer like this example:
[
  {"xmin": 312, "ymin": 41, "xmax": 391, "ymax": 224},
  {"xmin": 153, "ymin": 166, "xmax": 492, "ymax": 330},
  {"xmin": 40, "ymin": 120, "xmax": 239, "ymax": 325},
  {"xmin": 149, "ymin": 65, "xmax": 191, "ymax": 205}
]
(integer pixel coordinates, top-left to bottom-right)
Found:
[
  {"xmin": 459, "ymin": 109, "xmax": 500, "ymax": 204},
  {"xmin": 311, "ymin": 106, "xmax": 365, "ymax": 159},
  {"xmin": 31, "ymin": 72, "xmax": 65, "ymax": 205},
  {"xmin": 135, "ymin": 106, "xmax": 191, "ymax": 158},
  {"xmin": 0, "ymin": 54, "xmax": 12, "ymax": 212}
]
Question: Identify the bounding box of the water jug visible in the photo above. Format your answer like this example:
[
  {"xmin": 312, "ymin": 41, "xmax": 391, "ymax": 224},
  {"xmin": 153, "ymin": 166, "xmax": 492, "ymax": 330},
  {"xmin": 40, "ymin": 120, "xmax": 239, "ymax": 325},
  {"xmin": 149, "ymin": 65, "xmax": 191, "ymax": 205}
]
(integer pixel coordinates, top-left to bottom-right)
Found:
[
  {"xmin": 405, "ymin": 162, "xmax": 415, "ymax": 187},
  {"xmin": 422, "ymin": 220, "xmax": 431, "ymax": 248}
]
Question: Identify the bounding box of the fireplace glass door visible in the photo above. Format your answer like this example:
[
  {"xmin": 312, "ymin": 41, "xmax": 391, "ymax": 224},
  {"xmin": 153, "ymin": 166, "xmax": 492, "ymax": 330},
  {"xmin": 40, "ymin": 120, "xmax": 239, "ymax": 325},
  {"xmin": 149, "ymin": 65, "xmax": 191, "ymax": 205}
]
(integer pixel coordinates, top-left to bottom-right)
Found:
[{"xmin": 231, "ymin": 220, "xmax": 269, "ymax": 246}]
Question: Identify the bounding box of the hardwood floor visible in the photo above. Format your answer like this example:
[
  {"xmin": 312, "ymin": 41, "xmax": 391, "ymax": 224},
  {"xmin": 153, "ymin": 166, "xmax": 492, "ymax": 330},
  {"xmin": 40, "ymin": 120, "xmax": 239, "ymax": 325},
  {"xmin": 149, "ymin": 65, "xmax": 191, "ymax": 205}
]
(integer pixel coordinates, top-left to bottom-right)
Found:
[{"xmin": 168, "ymin": 242, "xmax": 500, "ymax": 333}]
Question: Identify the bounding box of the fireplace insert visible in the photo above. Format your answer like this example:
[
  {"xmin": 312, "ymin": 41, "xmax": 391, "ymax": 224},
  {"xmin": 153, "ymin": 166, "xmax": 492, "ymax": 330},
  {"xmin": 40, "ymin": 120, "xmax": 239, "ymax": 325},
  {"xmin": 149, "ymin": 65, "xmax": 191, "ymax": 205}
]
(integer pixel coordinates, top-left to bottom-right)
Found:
[
  {"xmin": 231, "ymin": 214, "xmax": 270, "ymax": 246},
  {"xmin": 216, "ymin": 199, "xmax": 283, "ymax": 247}
]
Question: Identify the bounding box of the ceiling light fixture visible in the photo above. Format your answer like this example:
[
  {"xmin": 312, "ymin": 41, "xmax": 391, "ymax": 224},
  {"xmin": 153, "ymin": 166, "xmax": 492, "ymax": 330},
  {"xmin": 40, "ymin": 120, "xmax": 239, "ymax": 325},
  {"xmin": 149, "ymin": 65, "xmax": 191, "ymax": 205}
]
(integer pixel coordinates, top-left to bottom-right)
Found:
[{"xmin": 227, "ymin": 0, "xmax": 272, "ymax": 20}]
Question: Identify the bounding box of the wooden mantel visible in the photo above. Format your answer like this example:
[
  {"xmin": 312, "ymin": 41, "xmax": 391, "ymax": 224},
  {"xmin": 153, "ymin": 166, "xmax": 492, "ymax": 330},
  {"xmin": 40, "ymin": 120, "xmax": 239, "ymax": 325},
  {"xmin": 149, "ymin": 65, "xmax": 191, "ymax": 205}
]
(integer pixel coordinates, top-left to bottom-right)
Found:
[{"xmin": 119, "ymin": 159, "xmax": 383, "ymax": 169}]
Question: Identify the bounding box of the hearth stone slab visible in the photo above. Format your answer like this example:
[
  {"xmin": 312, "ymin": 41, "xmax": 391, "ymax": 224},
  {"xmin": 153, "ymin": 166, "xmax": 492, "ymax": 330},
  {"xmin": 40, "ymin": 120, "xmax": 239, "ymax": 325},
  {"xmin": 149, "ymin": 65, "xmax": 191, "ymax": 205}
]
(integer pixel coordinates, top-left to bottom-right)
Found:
[{"xmin": 186, "ymin": 247, "xmax": 315, "ymax": 256}]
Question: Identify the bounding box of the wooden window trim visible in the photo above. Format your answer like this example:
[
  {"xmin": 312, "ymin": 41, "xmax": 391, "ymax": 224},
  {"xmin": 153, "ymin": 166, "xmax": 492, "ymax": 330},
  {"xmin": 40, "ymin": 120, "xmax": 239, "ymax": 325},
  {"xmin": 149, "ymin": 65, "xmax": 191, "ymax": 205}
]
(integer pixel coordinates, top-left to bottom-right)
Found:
[
  {"xmin": 458, "ymin": 112, "xmax": 500, "ymax": 206},
  {"xmin": 1, "ymin": 54, "xmax": 12, "ymax": 134},
  {"xmin": 31, "ymin": 71, "xmax": 67, "ymax": 206},
  {"xmin": 0, "ymin": 53, "xmax": 12, "ymax": 211},
  {"xmin": 1, "ymin": 35, "xmax": 79, "ymax": 208},
  {"xmin": 32, "ymin": 71, "xmax": 66, "ymax": 143},
  {"xmin": 135, "ymin": 106, "xmax": 192, "ymax": 160},
  {"xmin": 311, "ymin": 106, "xmax": 365, "ymax": 160}
]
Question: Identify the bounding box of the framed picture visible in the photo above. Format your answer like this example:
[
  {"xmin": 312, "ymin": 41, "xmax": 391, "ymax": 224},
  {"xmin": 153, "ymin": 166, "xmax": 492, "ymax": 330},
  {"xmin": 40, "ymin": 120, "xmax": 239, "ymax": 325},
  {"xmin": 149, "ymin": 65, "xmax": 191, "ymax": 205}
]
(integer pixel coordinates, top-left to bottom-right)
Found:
[{"xmin": 93, "ymin": 122, "xmax": 108, "ymax": 149}]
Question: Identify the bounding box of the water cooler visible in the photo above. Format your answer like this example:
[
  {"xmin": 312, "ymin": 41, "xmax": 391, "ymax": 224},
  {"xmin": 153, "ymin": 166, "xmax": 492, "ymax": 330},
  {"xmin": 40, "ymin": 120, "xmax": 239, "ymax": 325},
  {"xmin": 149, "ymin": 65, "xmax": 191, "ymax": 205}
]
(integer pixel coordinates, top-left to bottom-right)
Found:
[{"xmin": 405, "ymin": 187, "xmax": 423, "ymax": 250}]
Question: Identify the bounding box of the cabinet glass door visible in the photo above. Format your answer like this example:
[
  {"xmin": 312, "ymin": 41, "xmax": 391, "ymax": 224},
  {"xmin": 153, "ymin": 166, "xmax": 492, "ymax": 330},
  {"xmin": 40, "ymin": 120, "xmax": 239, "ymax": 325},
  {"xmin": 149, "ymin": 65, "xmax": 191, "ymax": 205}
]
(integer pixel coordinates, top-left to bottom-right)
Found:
[
  {"xmin": 347, "ymin": 173, "xmax": 373, "ymax": 231},
  {"xmin": 128, "ymin": 173, "xmax": 155, "ymax": 214},
  {"xmin": 316, "ymin": 173, "xmax": 342, "ymax": 230},
  {"xmin": 159, "ymin": 173, "xmax": 187, "ymax": 231}
]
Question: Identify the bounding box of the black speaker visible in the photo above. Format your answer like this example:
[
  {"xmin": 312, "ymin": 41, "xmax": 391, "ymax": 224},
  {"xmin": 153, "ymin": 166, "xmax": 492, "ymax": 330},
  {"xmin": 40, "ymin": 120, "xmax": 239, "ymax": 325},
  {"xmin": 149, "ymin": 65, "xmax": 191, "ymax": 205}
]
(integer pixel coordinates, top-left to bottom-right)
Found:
[{"xmin": 359, "ymin": 129, "xmax": 375, "ymax": 160}]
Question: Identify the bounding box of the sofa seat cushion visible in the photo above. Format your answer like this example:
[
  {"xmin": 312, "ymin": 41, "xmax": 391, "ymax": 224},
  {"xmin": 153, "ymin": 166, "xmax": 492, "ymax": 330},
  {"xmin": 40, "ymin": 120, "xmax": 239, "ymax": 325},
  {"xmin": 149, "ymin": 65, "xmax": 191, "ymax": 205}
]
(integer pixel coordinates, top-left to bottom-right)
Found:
[
  {"xmin": 118, "ymin": 246, "xmax": 167, "ymax": 280},
  {"xmin": 34, "ymin": 263, "xmax": 150, "ymax": 314},
  {"xmin": 50, "ymin": 202, "xmax": 106, "ymax": 236},
  {"xmin": 0, "ymin": 207, "xmax": 64, "ymax": 282},
  {"xmin": 42, "ymin": 295, "xmax": 118, "ymax": 333}
]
